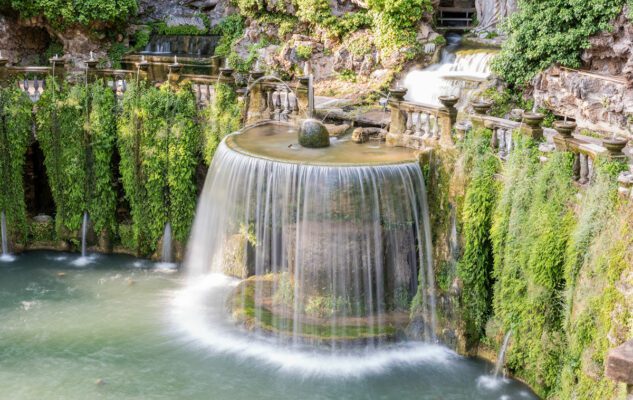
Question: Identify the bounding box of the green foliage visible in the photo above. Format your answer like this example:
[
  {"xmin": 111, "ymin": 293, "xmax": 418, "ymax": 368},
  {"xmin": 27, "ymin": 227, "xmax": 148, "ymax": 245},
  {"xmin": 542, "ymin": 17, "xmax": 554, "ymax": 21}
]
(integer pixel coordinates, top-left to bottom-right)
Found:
[
  {"xmin": 457, "ymin": 128, "xmax": 500, "ymax": 343},
  {"xmin": 154, "ymin": 21, "xmax": 208, "ymax": 36},
  {"xmin": 29, "ymin": 219, "xmax": 55, "ymax": 243},
  {"xmin": 42, "ymin": 40, "xmax": 64, "ymax": 66},
  {"xmin": 492, "ymin": 0, "xmax": 626, "ymax": 86},
  {"xmin": 37, "ymin": 79, "xmax": 88, "ymax": 237},
  {"xmin": 367, "ymin": 0, "xmax": 432, "ymax": 53},
  {"xmin": 211, "ymin": 14, "xmax": 246, "ymax": 57},
  {"xmin": 432, "ymin": 35, "xmax": 447, "ymax": 46},
  {"xmin": 107, "ymin": 43, "xmax": 128, "ymax": 70},
  {"xmin": 117, "ymin": 82, "xmax": 200, "ymax": 254},
  {"xmin": 4, "ymin": 0, "xmax": 138, "ymax": 30},
  {"xmin": 202, "ymin": 83, "xmax": 241, "ymax": 165},
  {"xmin": 86, "ymin": 81, "xmax": 118, "ymax": 237},
  {"xmin": 0, "ymin": 85, "xmax": 32, "ymax": 244},
  {"xmin": 490, "ymin": 141, "xmax": 577, "ymax": 396},
  {"xmin": 295, "ymin": 44, "xmax": 313, "ymax": 60}
]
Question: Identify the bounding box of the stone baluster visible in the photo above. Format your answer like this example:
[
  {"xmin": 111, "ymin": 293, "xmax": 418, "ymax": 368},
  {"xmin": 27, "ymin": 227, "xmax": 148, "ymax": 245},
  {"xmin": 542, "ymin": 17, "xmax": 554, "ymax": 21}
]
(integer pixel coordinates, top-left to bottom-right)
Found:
[
  {"xmin": 587, "ymin": 157, "xmax": 594, "ymax": 184},
  {"xmin": 573, "ymin": 153, "xmax": 581, "ymax": 182},
  {"xmin": 499, "ymin": 128, "xmax": 507, "ymax": 158},
  {"xmin": 265, "ymin": 87, "xmax": 274, "ymax": 118},
  {"xmin": 281, "ymin": 89, "xmax": 291, "ymax": 121},
  {"xmin": 422, "ymin": 113, "xmax": 431, "ymax": 138},
  {"xmin": 579, "ymin": 153, "xmax": 589, "ymax": 184},
  {"xmin": 386, "ymin": 87, "xmax": 408, "ymax": 147},
  {"xmin": 272, "ymin": 89, "xmax": 282, "ymax": 121},
  {"xmin": 289, "ymin": 92, "xmax": 299, "ymax": 116},
  {"xmin": 414, "ymin": 113, "xmax": 423, "ymax": 136},
  {"xmin": 431, "ymin": 114, "xmax": 439, "ymax": 140},
  {"xmin": 404, "ymin": 110, "xmax": 414, "ymax": 135},
  {"xmin": 491, "ymin": 127, "xmax": 499, "ymax": 150},
  {"xmin": 505, "ymin": 129, "xmax": 513, "ymax": 155}
]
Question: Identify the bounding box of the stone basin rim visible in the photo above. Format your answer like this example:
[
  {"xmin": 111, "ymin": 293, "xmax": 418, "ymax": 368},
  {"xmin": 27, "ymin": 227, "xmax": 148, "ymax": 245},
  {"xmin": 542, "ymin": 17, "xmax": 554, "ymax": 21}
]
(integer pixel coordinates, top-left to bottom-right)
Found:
[{"xmin": 225, "ymin": 120, "xmax": 421, "ymax": 168}]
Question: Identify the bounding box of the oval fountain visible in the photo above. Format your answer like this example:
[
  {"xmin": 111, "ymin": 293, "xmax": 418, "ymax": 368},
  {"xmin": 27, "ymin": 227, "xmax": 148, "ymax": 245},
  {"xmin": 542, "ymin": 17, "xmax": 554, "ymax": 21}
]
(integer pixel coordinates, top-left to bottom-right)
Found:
[{"xmin": 173, "ymin": 116, "xmax": 446, "ymax": 374}]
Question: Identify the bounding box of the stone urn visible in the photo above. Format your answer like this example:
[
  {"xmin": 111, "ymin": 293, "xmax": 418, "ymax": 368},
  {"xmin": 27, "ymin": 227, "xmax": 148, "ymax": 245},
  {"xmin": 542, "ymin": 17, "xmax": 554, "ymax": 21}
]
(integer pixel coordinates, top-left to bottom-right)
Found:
[
  {"xmin": 472, "ymin": 100, "xmax": 493, "ymax": 115},
  {"xmin": 439, "ymin": 95, "xmax": 459, "ymax": 109},
  {"xmin": 389, "ymin": 87, "xmax": 408, "ymax": 102},
  {"xmin": 250, "ymin": 70, "xmax": 265, "ymax": 81},
  {"xmin": 299, "ymin": 119, "xmax": 330, "ymax": 148},
  {"xmin": 602, "ymin": 137, "xmax": 629, "ymax": 157},
  {"xmin": 553, "ymin": 121, "xmax": 577, "ymax": 138},
  {"xmin": 522, "ymin": 112, "xmax": 545, "ymax": 128}
]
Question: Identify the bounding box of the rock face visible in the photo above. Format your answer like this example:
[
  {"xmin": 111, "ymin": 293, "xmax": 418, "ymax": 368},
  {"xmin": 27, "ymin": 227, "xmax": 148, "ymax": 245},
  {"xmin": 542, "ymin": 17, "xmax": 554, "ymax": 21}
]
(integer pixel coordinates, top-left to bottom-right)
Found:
[
  {"xmin": 606, "ymin": 340, "xmax": 633, "ymax": 384},
  {"xmin": 474, "ymin": 0, "xmax": 517, "ymax": 32},
  {"xmin": 533, "ymin": 8, "xmax": 633, "ymax": 137},
  {"xmin": 0, "ymin": 14, "xmax": 51, "ymax": 65}
]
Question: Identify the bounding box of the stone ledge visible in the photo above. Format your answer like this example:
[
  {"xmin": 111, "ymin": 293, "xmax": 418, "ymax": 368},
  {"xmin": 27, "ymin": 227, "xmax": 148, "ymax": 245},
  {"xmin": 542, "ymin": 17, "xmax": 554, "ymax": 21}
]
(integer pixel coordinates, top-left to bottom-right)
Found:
[{"xmin": 606, "ymin": 340, "xmax": 633, "ymax": 384}]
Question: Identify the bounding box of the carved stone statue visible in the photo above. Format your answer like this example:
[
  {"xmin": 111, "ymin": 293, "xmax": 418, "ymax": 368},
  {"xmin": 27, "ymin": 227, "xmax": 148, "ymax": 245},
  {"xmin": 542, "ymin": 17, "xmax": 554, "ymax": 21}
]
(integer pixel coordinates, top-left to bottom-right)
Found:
[{"xmin": 475, "ymin": 0, "xmax": 517, "ymax": 32}]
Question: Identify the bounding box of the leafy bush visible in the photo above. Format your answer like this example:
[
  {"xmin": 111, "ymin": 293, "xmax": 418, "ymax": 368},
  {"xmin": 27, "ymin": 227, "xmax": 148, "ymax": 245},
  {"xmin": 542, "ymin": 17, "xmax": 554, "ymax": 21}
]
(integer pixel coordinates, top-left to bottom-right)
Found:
[
  {"xmin": 202, "ymin": 83, "xmax": 241, "ymax": 165},
  {"xmin": 211, "ymin": 14, "xmax": 246, "ymax": 57},
  {"xmin": 0, "ymin": 85, "xmax": 32, "ymax": 244},
  {"xmin": 492, "ymin": 0, "xmax": 626, "ymax": 86}
]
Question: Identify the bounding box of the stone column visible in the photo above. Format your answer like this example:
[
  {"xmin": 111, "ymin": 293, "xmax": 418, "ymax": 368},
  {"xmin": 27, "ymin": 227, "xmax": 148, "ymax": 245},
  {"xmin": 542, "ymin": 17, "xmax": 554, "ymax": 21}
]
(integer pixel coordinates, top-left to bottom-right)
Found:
[
  {"xmin": 386, "ymin": 88, "xmax": 408, "ymax": 147},
  {"xmin": 245, "ymin": 71, "xmax": 266, "ymax": 126}
]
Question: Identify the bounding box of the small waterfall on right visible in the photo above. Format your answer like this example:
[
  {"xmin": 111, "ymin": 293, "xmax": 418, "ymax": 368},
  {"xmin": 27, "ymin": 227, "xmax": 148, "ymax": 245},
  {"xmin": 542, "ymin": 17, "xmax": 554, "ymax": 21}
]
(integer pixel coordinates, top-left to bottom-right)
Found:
[
  {"xmin": 403, "ymin": 34, "xmax": 498, "ymax": 107},
  {"xmin": 161, "ymin": 222, "xmax": 173, "ymax": 264},
  {"xmin": 494, "ymin": 331, "xmax": 513, "ymax": 378}
]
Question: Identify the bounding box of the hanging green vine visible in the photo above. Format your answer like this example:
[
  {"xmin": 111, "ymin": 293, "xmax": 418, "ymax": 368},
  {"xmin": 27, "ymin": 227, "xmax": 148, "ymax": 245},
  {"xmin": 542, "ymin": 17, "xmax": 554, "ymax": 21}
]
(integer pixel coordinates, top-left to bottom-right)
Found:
[
  {"xmin": 87, "ymin": 80, "xmax": 118, "ymax": 238},
  {"xmin": 202, "ymin": 82, "xmax": 241, "ymax": 165},
  {"xmin": 37, "ymin": 78, "xmax": 88, "ymax": 237},
  {"xmin": 0, "ymin": 85, "xmax": 33, "ymax": 244},
  {"xmin": 456, "ymin": 128, "xmax": 500, "ymax": 345},
  {"xmin": 118, "ymin": 82, "xmax": 201, "ymax": 255}
]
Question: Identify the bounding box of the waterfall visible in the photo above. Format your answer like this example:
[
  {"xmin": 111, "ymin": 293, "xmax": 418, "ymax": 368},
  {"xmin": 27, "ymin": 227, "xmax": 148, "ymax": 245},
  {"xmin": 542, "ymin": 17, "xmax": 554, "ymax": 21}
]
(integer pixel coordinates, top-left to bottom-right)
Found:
[
  {"xmin": 184, "ymin": 141, "xmax": 437, "ymax": 350},
  {"xmin": 81, "ymin": 212, "xmax": 88, "ymax": 258},
  {"xmin": 494, "ymin": 331, "xmax": 512, "ymax": 378},
  {"xmin": 1, "ymin": 211, "xmax": 9, "ymax": 259},
  {"xmin": 402, "ymin": 34, "xmax": 497, "ymax": 107},
  {"xmin": 162, "ymin": 222, "xmax": 173, "ymax": 263}
]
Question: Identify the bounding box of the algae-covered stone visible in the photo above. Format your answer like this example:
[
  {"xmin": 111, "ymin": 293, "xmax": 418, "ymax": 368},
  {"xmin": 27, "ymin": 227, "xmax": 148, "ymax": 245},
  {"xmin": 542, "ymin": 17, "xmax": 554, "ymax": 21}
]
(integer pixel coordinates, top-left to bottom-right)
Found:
[{"xmin": 298, "ymin": 119, "xmax": 330, "ymax": 148}]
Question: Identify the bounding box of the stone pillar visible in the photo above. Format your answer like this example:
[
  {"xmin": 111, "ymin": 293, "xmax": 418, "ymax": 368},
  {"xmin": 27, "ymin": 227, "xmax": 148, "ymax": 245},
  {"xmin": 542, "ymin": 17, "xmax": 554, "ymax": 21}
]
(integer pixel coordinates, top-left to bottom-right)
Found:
[
  {"xmin": 0, "ymin": 55, "xmax": 8, "ymax": 87},
  {"xmin": 137, "ymin": 59, "xmax": 150, "ymax": 81},
  {"xmin": 297, "ymin": 76, "xmax": 310, "ymax": 120},
  {"xmin": 86, "ymin": 58, "xmax": 99, "ymax": 83},
  {"xmin": 386, "ymin": 88, "xmax": 408, "ymax": 147},
  {"xmin": 520, "ymin": 112, "xmax": 545, "ymax": 141},
  {"xmin": 245, "ymin": 71, "xmax": 266, "ymax": 126},
  {"xmin": 438, "ymin": 95, "xmax": 458, "ymax": 146},
  {"xmin": 219, "ymin": 67, "xmax": 235, "ymax": 86},
  {"xmin": 211, "ymin": 56, "xmax": 222, "ymax": 76},
  {"xmin": 606, "ymin": 340, "xmax": 633, "ymax": 399},
  {"xmin": 168, "ymin": 62, "xmax": 183, "ymax": 85}
]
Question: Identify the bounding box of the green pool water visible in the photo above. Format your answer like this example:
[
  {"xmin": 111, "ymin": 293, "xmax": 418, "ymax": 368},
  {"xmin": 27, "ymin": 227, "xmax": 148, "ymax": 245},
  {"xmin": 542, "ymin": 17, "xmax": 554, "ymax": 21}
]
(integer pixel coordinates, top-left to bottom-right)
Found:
[{"xmin": 0, "ymin": 252, "xmax": 537, "ymax": 400}]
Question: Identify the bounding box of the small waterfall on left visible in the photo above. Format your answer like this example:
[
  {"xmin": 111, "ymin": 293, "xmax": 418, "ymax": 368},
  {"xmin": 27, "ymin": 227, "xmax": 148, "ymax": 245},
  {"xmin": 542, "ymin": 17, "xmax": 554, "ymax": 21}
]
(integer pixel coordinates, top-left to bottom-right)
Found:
[
  {"xmin": 0, "ymin": 210, "xmax": 14, "ymax": 262},
  {"xmin": 72, "ymin": 212, "xmax": 93, "ymax": 266},
  {"xmin": 161, "ymin": 222, "xmax": 173, "ymax": 263}
]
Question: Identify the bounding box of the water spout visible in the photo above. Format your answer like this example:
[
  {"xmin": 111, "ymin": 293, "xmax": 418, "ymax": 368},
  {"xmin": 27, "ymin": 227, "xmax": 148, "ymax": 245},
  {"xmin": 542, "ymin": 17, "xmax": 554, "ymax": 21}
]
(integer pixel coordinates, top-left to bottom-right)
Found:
[
  {"xmin": 0, "ymin": 211, "xmax": 12, "ymax": 261},
  {"xmin": 494, "ymin": 331, "xmax": 512, "ymax": 378},
  {"xmin": 81, "ymin": 212, "xmax": 88, "ymax": 258},
  {"xmin": 162, "ymin": 222, "xmax": 173, "ymax": 263}
]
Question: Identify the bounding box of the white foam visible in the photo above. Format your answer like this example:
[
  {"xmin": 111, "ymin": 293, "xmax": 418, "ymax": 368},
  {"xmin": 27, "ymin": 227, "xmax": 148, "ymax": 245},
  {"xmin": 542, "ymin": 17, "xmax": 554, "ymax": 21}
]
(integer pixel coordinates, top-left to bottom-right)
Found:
[{"xmin": 168, "ymin": 274, "xmax": 457, "ymax": 378}]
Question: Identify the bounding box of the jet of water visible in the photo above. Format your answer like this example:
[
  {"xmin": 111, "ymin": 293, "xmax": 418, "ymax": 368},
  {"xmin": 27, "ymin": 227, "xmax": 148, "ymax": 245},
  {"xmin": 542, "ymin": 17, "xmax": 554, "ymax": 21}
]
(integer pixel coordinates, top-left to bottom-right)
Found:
[{"xmin": 494, "ymin": 331, "xmax": 512, "ymax": 378}]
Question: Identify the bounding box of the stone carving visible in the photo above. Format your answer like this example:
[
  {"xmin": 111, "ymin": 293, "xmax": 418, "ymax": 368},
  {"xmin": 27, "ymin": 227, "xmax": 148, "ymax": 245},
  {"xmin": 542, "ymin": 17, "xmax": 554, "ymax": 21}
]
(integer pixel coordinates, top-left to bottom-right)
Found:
[{"xmin": 474, "ymin": 0, "xmax": 517, "ymax": 32}]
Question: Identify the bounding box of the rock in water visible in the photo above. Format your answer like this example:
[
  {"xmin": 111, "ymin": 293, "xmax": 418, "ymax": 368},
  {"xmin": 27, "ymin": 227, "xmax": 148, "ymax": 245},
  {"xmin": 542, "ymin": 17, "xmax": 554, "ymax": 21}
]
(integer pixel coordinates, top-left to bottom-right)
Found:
[{"xmin": 298, "ymin": 119, "xmax": 330, "ymax": 148}]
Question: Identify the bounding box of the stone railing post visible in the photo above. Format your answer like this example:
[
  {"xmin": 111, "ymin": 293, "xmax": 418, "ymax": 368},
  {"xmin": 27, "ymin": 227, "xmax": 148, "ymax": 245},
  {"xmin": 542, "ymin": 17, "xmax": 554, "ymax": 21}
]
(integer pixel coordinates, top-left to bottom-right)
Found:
[
  {"xmin": 439, "ymin": 95, "xmax": 458, "ymax": 146},
  {"xmin": 211, "ymin": 56, "xmax": 222, "ymax": 76},
  {"xmin": 470, "ymin": 100, "xmax": 493, "ymax": 130},
  {"xmin": 386, "ymin": 87, "xmax": 408, "ymax": 147},
  {"xmin": 297, "ymin": 76, "xmax": 310, "ymax": 120},
  {"xmin": 606, "ymin": 340, "xmax": 633, "ymax": 399},
  {"xmin": 520, "ymin": 112, "xmax": 545, "ymax": 141},
  {"xmin": 85, "ymin": 56, "xmax": 99, "ymax": 82},
  {"xmin": 137, "ymin": 58, "xmax": 150, "ymax": 81},
  {"xmin": 168, "ymin": 60, "xmax": 183, "ymax": 85},
  {"xmin": 245, "ymin": 70, "xmax": 266, "ymax": 126},
  {"xmin": 219, "ymin": 67, "xmax": 235, "ymax": 86}
]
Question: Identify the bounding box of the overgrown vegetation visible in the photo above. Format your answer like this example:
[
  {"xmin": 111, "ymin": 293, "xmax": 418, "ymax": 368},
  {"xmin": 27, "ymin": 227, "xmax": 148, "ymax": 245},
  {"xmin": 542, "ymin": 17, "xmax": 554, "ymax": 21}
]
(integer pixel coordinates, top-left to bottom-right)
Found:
[
  {"xmin": 0, "ymin": 86, "xmax": 32, "ymax": 244},
  {"xmin": 492, "ymin": 0, "xmax": 627, "ymax": 86},
  {"xmin": 201, "ymin": 82, "xmax": 241, "ymax": 164}
]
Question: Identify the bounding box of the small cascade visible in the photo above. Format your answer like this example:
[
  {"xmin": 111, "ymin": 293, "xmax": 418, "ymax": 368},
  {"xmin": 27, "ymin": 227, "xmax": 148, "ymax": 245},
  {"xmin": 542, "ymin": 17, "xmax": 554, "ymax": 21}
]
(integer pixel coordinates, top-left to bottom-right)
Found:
[
  {"xmin": 161, "ymin": 222, "xmax": 173, "ymax": 263},
  {"xmin": 141, "ymin": 36, "xmax": 220, "ymax": 56},
  {"xmin": 402, "ymin": 34, "xmax": 497, "ymax": 107},
  {"xmin": 1, "ymin": 211, "xmax": 11, "ymax": 261},
  {"xmin": 494, "ymin": 331, "xmax": 512, "ymax": 378},
  {"xmin": 81, "ymin": 212, "xmax": 88, "ymax": 258}
]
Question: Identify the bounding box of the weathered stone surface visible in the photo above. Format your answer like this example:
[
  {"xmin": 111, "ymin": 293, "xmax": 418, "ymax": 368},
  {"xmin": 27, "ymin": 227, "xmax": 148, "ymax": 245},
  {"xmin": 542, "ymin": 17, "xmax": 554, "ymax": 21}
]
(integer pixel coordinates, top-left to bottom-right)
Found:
[
  {"xmin": 0, "ymin": 14, "xmax": 51, "ymax": 65},
  {"xmin": 475, "ymin": 0, "xmax": 517, "ymax": 32},
  {"xmin": 606, "ymin": 340, "xmax": 633, "ymax": 384},
  {"xmin": 298, "ymin": 119, "xmax": 330, "ymax": 148}
]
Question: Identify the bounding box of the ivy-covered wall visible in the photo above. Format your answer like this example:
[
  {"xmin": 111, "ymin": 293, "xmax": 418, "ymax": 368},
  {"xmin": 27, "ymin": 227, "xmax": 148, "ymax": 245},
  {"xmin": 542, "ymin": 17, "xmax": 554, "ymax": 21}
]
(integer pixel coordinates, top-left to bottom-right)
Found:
[
  {"xmin": 427, "ymin": 127, "xmax": 632, "ymax": 399},
  {"xmin": 0, "ymin": 77, "xmax": 237, "ymax": 259}
]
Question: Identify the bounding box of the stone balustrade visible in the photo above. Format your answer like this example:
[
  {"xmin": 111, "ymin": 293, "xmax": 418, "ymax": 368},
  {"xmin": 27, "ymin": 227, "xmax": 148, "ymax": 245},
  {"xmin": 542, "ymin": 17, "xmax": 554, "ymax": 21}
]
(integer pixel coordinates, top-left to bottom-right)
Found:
[
  {"xmin": 244, "ymin": 75, "xmax": 309, "ymax": 127},
  {"xmin": 386, "ymin": 88, "xmax": 457, "ymax": 149}
]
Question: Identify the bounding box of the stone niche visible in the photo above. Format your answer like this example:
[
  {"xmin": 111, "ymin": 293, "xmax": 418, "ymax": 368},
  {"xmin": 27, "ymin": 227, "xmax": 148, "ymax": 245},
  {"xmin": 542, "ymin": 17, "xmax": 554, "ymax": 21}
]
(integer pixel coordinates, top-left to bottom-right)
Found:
[{"xmin": 0, "ymin": 13, "xmax": 52, "ymax": 65}]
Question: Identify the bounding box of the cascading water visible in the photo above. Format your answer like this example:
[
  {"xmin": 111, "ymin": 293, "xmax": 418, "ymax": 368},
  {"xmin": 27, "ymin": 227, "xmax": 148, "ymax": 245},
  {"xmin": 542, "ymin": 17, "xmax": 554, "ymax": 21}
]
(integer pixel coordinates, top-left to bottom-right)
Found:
[
  {"xmin": 494, "ymin": 331, "xmax": 512, "ymax": 378},
  {"xmin": 161, "ymin": 222, "xmax": 173, "ymax": 263},
  {"xmin": 402, "ymin": 34, "xmax": 497, "ymax": 107},
  {"xmin": 174, "ymin": 122, "xmax": 442, "ymax": 373},
  {"xmin": 0, "ymin": 210, "xmax": 13, "ymax": 262},
  {"xmin": 81, "ymin": 212, "xmax": 88, "ymax": 258}
]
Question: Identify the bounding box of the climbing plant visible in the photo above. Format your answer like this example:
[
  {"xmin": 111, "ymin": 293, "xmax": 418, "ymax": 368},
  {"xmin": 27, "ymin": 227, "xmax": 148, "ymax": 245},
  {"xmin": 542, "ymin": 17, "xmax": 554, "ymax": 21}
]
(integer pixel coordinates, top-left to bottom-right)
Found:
[
  {"xmin": 202, "ymin": 82, "xmax": 241, "ymax": 165},
  {"xmin": 456, "ymin": 128, "xmax": 500, "ymax": 344},
  {"xmin": 118, "ymin": 82, "xmax": 200, "ymax": 255},
  {"xmin": 37, "ymin": 78, "xmax": 88, "ymax": 237},
  {"xmin": 86, "ymin": 80, "xmax": 118, "ymax": 239},
  {"xmin": 0, "ymin": 85, "xmax": 32, "ymax": 244},
  {"xmin": 492, "ymin": 0, "xmax": 627, "ymax": 86}
]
